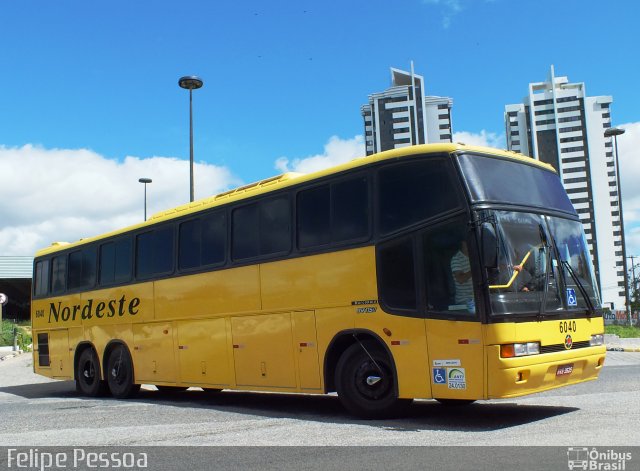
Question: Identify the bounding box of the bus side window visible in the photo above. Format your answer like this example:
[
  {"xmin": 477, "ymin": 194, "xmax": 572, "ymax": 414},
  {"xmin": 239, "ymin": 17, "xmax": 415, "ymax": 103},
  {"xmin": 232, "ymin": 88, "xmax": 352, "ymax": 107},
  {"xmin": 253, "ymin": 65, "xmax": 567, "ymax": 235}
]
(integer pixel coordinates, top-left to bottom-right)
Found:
[
  {"xmin": 51, "ymin": 255, "xmax": 67, "ymax": 295},
  {"xmin": 34, "ymin": 259, "xmax": 50, "ymax": 297},
  {"xmin": 260, "ymin": 196, "xmax": 291, "ymax": 255},
  {"xmin": 422, "ymin": 219, "xmax": 475, "ymax": 315},
  {"xmin": 179, "ymin": 211, "xmax": 227, "ymax": 270},
  {"xmin": 136, "ymin": 226, "xmax": 174, "ymax": 279},
  {"xmin": 297, "ymin": 185, "xmax": 330, "ymax": 249},
  {"xmin": 68, "ymin": 247, "xmax": 97, "ymax": 291},
  {"xmin": 297, "ymin": 175, "xmax": 369, "ymax": 250},
  {"xmin": 232, "ymin": 203, "xmax": 260, "ymax": 260},
  {"xmin": 377, "ymin": 237, "xmax": 417, "ymax": 313},
  {"xmin": 332, "ymin": 177, "xmax": 369, "ymax": 243},
  {"xmin": 378, "ymin": 158, "xmax": 461, "ymax": 235},
  {"xmin": 233, "ymin": 197, "xmax": 291, "ymax": 261},
  {"xmin": 179, "ymin": 219, "xmax": 201, "ymax": 270},
  {"xmin": 201, "ymin": 211, "xmax": 226, "ymax": 265},
  {"xmin": 100, "ymin": 237, "xmax": 132, "ymax": 285}
]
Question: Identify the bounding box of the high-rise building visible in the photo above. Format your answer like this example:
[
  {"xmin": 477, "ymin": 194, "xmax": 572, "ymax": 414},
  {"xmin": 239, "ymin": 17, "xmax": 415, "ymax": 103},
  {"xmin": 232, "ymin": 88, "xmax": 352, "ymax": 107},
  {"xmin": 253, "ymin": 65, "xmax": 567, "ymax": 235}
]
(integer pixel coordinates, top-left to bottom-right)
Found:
[
  {"xmin": 361, "ymin": 65, "xmax": 453, "ymax": 156},
  {"xmin": 505, "ymin": 66, "xmax": 625, "ymax": 310}
]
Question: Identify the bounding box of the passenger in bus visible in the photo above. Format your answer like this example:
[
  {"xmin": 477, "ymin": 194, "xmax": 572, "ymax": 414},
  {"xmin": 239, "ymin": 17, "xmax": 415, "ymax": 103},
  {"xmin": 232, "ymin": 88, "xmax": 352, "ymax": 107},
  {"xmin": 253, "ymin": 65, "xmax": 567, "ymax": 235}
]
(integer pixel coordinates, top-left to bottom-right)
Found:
[{"xmin": 450, "ymin": 240, "xmax": 474, "ymax": 309}]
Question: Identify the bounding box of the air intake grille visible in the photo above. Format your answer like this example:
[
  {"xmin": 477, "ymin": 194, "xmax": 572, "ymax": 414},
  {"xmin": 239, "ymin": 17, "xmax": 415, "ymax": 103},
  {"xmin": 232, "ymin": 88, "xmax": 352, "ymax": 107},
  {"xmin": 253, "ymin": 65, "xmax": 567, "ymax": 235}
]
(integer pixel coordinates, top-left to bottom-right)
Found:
[{"xmin": 540, "ymin": 340, "xmax": 591, "ymax": 354}]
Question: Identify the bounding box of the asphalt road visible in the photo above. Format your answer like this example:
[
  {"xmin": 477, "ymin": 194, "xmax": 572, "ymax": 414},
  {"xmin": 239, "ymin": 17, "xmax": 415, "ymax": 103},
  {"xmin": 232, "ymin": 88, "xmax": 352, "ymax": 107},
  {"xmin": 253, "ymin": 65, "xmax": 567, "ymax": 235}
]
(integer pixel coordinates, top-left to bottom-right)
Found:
[{"xmin": 0, "ymin": 352, "xmax": 638, "ymax": 448}]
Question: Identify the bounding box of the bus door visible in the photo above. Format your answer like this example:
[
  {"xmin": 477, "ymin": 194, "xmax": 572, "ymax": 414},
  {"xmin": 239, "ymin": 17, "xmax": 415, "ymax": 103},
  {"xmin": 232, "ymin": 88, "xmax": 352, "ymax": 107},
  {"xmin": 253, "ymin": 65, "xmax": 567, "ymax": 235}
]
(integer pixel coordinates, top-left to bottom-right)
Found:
[
  {"xmin": 133, "ymin": 322, "xmax": 176, "ymax": 383},
  {"xmin": 291, "ymin": 310, "xmax": 321, "ymax": 390},
  {"xmin": 231, "ymin": 312, "xmax": 297, "ymax": 389},
  {"xmin": 49, "ymin": 329, "xmax": 72, "ymax": 378},
  {"xmin": 420, "ymin": 219, "xmax": 484, "ymax": 400},
  {"xmin": 425, "ymin": 319, "xmax": 483, "ymax": 400},
  {"xmin": 176, "ymin": 318, "xmax": 231, "ymax": 387}
]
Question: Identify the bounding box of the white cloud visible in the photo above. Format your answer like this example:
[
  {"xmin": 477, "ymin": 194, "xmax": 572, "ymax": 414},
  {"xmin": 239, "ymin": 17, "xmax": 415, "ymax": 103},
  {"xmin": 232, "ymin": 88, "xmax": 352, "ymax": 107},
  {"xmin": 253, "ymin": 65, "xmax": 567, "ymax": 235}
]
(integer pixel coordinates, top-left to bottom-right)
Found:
[
  {"xmin": 617, "ymin": 122, "xmax": 640, "ymax": 258},
  {"xmin": 423, "ymin": 0, "xmax": 464, "ymax": 28},
  {"xmin": 0, "ymin": 145, "xmax": 239, "ymax": 256},
  {"xmin": 275, "ymin": 135, "xmax": 365, "ymax": 174},
  {"xmin": 452, "ymin": 130, "xmax": 506, "ymax": 149}
]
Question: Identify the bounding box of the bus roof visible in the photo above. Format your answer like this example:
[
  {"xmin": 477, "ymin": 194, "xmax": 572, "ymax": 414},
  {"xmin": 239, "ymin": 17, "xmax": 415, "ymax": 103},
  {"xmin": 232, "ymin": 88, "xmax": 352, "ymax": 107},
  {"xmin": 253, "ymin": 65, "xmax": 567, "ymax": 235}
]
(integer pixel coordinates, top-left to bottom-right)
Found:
[{"xmin": 34, "ymin": 143, "xmax": 554, "ymax": 257}]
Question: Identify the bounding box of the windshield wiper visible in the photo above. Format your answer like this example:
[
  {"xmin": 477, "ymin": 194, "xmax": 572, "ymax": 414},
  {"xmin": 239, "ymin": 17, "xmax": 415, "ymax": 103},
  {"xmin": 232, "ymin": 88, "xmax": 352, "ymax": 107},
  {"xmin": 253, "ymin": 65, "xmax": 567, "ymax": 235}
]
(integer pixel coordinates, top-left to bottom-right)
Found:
[
  {"xmin": 537, "ymin": 246, "xmax": 551, "ymax": 321},
  {"xmin": 537, "ymin": 224, "xmax": 551, "ymax": 321},
  {"xmin": 548, "ymin": 230, "xmax": 595, "ymax": 316},
  {"xmin": 560, "ymin": 260, "xmax": 595, "ymax": 315}
]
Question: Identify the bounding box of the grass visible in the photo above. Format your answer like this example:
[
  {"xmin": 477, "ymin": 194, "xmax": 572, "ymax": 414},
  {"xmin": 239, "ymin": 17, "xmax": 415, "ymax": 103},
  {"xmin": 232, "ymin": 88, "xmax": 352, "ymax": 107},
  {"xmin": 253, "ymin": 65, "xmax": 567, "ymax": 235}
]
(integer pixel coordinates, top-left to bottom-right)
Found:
[
  {"xmin": 605, "ymin": 324, "xmax": 640, "ymax": 338},
  {"xmin": 0, "ymin": 319, "xmax": 32, "ymax": 350}
]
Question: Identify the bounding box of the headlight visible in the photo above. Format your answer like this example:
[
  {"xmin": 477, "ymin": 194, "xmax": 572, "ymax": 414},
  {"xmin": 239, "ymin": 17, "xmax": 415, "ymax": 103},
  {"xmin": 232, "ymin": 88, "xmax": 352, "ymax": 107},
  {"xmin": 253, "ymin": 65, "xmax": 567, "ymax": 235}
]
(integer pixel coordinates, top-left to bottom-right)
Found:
[
  {"xmin": 500, "ymin": 342, "xmax": 540, "ymax": 358},
  {"xmin": 590, "ymin": 334, "xmax": 604, "ymax": 346}
]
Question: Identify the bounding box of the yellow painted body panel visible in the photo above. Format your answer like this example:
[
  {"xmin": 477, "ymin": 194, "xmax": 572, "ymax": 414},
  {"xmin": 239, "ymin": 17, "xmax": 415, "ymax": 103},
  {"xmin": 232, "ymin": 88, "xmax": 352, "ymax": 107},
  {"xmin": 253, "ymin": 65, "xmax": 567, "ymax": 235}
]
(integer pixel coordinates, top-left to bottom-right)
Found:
[
  {"xmin": 261, "ymin": 249, "xmax": 378, "ymax": 310},
  {"xmin": 154, "ymin": 266, "xmax": 261, "ymax": 320}
]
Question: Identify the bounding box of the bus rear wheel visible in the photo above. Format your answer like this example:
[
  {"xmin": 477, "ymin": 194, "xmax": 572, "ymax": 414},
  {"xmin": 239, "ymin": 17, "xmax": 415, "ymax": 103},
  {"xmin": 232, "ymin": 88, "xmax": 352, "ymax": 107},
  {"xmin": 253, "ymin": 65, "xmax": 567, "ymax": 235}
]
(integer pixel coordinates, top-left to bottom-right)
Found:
[
  {"xmin": 335, "ymin": 341, "xmax": 410, "ymax": 419},
  {"xmin": 106, "ymin": 344, "xmax": 140, "ymax": 399},
  {"xmin": 75, "ymin": 348, "xmax": 106, "ymax": 397}
]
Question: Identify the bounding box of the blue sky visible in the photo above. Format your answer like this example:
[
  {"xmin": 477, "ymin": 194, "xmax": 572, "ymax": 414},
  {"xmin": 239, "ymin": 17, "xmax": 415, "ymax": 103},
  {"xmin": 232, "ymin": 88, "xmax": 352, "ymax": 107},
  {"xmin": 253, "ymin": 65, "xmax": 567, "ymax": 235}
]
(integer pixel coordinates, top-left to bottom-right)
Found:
[{"xmin": 1, "ymin": 0, "xmax": 639, "ymax": 260}]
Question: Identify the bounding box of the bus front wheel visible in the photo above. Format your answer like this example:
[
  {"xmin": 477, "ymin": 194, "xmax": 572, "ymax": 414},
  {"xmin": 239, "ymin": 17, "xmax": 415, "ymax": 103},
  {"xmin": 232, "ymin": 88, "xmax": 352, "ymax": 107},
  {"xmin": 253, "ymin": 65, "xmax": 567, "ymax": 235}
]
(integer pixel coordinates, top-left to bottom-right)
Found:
[
  {"xmin": 335, "ymin": 341, "xmax": 410, "ymax": 419},
  {"xmin": 75, "ymin": 348, "xmax": 106, "ymax": 397},
  {"xmin": 106, "ymin": 344, "xmax": 140, "ymax": 399}
]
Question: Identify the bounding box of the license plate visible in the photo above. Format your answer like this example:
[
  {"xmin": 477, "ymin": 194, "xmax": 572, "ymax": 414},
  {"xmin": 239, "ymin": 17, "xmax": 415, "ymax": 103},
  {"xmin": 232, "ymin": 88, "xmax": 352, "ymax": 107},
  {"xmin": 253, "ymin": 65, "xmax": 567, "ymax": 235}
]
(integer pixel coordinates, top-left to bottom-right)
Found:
[{"xmin": 556, "ymin": 364, "xmax": 574, "ymax": 376}]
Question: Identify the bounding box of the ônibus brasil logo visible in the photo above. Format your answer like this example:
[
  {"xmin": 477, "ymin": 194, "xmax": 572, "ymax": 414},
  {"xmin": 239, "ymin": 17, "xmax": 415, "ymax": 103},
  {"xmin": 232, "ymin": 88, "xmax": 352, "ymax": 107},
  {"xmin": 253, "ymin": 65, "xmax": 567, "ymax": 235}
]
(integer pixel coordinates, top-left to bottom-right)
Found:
[{"xmin": 567, "ymin": 447, "xmax": 632, "ymax": 470}]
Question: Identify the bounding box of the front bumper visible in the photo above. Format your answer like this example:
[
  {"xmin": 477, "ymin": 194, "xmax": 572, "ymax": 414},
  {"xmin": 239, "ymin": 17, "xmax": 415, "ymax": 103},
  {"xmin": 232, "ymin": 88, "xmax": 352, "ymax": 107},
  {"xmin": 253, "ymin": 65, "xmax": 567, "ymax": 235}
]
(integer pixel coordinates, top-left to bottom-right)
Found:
[{"xmin": 487, "ymin": 345, "xmax": 606, "ymax": 399}]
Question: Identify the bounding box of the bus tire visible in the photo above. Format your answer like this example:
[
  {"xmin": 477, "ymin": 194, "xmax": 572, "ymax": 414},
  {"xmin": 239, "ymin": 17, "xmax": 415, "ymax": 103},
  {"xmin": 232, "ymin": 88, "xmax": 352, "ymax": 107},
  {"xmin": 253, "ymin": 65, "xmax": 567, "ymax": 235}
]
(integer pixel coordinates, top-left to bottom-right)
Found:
[
  {"xmin": 106, "ymin": 344, "xmax": 140, "ymax": 399},
  {"xmin": 75, "ymin": 348, "xmax": 106, "ymax": 397},
  {"xmin": 335, "ymin": 341, "xmax": 410, "ymax": 419}
]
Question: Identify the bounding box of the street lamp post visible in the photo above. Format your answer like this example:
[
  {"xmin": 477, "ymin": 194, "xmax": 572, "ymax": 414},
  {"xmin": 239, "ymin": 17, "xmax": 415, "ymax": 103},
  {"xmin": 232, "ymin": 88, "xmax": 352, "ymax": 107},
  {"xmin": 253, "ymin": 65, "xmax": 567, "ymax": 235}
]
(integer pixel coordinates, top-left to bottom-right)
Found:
[
  {"xmin": 138, "ymin": 178, "xmax": 152, "ymax": 221},
  {"xmin": 178, "ymin": 75, "xmax": 204, "ymax": 203},
  {"xmin": 604, "ymin": 127, "xmax": 630, "ymax": 324}
]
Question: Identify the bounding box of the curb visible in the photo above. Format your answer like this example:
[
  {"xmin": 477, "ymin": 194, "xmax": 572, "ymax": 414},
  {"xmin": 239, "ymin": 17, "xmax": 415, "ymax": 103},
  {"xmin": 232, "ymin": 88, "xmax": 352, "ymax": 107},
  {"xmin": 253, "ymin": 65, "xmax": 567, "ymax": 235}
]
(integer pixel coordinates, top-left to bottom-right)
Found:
[{"xmin": 606, "ymin": 346, "xmax": 640, "ymax": 353}]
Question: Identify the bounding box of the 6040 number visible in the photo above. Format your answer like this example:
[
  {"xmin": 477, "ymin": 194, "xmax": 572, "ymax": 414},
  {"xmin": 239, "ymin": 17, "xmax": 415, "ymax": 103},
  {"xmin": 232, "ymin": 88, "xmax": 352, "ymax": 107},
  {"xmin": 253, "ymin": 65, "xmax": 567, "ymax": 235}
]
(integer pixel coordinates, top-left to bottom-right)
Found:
[{"xmin": 559, "ymin": 320, "xmax": 577, "ymax": 333}]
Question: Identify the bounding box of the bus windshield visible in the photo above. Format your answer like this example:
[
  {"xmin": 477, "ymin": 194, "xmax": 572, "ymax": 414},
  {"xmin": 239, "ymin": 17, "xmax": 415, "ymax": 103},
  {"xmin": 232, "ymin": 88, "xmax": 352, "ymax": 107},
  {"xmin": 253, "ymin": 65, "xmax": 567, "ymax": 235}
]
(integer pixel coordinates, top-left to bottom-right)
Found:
[
  {"xmin": 458, "ymin": 152, "xmax": 576, "ymax": 214},
  {"xmin": 485, "ymin": 210, "xmax": 601, "ymax": 316}
]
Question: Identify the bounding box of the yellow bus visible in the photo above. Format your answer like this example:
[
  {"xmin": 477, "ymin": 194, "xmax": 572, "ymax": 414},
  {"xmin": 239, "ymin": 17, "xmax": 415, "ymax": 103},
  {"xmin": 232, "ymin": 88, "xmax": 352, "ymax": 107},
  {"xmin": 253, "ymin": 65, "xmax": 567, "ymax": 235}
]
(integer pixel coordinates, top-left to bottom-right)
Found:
[{"xmin": 31, "ymin": 143, "xmax": 606, "ymax": 418}]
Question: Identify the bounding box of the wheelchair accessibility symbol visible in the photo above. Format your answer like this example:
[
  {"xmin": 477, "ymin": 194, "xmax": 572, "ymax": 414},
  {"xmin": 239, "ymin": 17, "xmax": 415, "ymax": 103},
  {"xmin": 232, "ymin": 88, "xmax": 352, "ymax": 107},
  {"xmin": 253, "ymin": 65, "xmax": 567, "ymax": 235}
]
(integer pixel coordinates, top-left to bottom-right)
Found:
[
  {"xmin": 566, "ymin": 288, "xmax": 577, "ymax": 307},
  {"xmin": 433, "ymin": 368, "xmax": 446, "ymax": 384}
]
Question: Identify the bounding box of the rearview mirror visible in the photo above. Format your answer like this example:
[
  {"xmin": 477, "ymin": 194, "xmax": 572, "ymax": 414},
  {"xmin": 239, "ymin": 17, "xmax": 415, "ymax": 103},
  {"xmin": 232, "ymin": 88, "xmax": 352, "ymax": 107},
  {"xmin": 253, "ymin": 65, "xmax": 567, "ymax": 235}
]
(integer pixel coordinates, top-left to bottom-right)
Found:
[{"xmin": 481, "ymin": 222, "xmax": 498, "ymax": 269}]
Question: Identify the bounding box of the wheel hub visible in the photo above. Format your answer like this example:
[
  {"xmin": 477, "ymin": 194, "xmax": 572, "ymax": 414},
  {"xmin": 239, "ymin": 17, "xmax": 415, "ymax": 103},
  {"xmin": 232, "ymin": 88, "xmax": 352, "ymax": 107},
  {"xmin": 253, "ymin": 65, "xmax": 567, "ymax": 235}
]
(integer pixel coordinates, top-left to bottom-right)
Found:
[
  {"xmin": 354, "ymin": 361, "xmax": 390, "ymax": 400},
  {"xmin": 82, "ymin": 362, "xmax": 95, "ymax": 382},
  {"xmin": 366, "ymin": 375, "xmax": 382, "ymax": 386}
]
